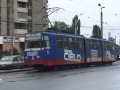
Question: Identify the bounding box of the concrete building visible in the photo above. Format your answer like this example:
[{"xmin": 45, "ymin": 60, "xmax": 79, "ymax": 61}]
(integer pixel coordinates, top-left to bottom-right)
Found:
[
  {"xmin": 0, "ymin": 0, "xmax": 48, "ymax": 53},
  {"xmin": 0, "ymin": 0, "xmax": 48, "ymax": 36},
  {"xmin": 28, "ymin": 0, "xmax": 48, "ymax": 32}
]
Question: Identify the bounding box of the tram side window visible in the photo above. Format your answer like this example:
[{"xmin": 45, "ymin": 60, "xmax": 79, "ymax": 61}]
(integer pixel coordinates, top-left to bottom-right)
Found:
[
  {"xmin": 68, "ymin": 37, "xmax": 73, "ymax": 49},
  {"xmin": 43, "ymin": 35, "xmax": 50, "ymax": 49},
  {"xmin": 63, "ymin": 37, "xmax": 68, "ymax": 49},
  {"xmin": 94, "ymin": 40, "xmax": 100, "ymax": 49},
  {"xmin": 93, "ymin": 40, "xmax": 97, "ymax": 49},
  {"xmin": 103, "ymin": 42, "xmax": 107, "ymax": 50},
  {"xmin": 77, "ymin": 38, "xmax": 83, "ymax": 49},
  {"xmin": 57, "ymin": 36, "xmax": 63, "ymax": 48},
  {"xmin": 86, "ymin": 40, "xmax": 90, "ymax": 49},
  {"xmin": 107, "ymin": 42, "xmax": 114, "ymax": 50},
  {"xmin": 111, "ymin": 43, "xmax": 114, "ymax": 50},
  {"xmin": 106, "ymin": 43, "xmax": 110, "ymax": 50},
  {"xmin": 105, "ymin": 42, "xmax": 107, "ymax": 50},
  {"xmin": 27, "ymin": 40, "xmax": 40, "ymax": 48},
  {"xmin": 104, "ymin": 42, "xmax": 113, "ymax": 50},
  {"xmin": 72, "ymin": 38, "xmax": 78, "ymax": 49},
  {"xmin": 97, "ymin": 41, "xmax": 100, "ymax": 49},
  {"xmin": 90, "ymin": 40, "xmax": 98, "ymax": 49},
  {"xmin": 56, "ymin": 36, "xmax": 82, "ymax": 49},
  {"xmin": 107, "ymin": 43, "xmax": 110, "ymax": 50},
  {"xmin": 90, "ymin": 40, "xmax": 94, "ymax": 49}
]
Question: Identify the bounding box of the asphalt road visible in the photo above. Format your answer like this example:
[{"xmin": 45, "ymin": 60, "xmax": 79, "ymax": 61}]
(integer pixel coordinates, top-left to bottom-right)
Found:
[{"xmin": 1, "ymin": 61, "xmax": 120, "ymax": 90}]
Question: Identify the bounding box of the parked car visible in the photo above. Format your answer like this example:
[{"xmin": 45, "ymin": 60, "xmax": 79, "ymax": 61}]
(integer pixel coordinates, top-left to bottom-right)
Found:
[{"xmin": 0, "ymin": 55, "xmax": 25, "ymax": 70}]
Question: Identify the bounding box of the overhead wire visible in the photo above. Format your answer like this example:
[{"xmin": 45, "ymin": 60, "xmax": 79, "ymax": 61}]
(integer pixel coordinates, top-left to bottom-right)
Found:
[{"xmin": 49, "ymin": 0, "xmax": 120, "ymax": 32}]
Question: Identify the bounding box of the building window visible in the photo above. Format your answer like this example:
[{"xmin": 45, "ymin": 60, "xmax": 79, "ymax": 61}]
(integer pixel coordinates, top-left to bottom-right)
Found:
[
  {"xmin": 18, "ymin": 12, "xmax": 28, "ymax": 19},
  {"xmin": 28, "ymin": 16, "xmax": 32, "ymax": 20},
  {"xmin": 15, "ymin": 23, "xmax": 27, "ymax": 29},
  {"xmin": 28, "ymin": 25, "xmax": 32, "ymax": 31},
  {"xmin": 17, "ymin": 1, "xmax": 27, "ymax": 8},
  {"xmin": 28, "ymin": 5, "xmax": 32, "ymax": 9}
]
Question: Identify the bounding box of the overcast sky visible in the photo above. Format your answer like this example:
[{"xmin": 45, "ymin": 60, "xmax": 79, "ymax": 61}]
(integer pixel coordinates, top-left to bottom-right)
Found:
[{"xmin": 48, "ymin": 0, "xmax": 120, "ymax": 44}]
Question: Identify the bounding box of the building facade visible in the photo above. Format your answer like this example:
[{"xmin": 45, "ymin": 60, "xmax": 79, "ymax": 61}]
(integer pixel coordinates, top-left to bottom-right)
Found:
[
  {"xmin": 0, "ymin": 0, "xmax": 48, "ymax": 36},
  {"xmin": 0, "ymin": 0, "xmax": 48, "ymax": 53},
  {"xmin": 28, "ymin": 0, "xmax": 48, "ymax": 32}
]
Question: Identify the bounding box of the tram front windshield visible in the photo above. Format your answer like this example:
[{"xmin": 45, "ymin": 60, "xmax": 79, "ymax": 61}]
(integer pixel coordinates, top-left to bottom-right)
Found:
[{"xmin": 25, "ymin": 33, "xmax": 42, "ymax": 50}]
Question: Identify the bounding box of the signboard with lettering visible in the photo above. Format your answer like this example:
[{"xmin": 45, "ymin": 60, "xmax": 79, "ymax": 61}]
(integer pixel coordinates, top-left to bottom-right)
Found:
[
  {"xmin": 3, "ymin": 36, "xmax": 19, "ymax": 42},
  {"xmin": 27, "ymin": 52, "xmax": 38, "ymax": 56},
  {"xmin": 64, "ymin": 49, "xmax": 81, "ymax": 62},
  {"xmin": 91, "ymin": 50, "xmax": 98, "ymax": 61}
]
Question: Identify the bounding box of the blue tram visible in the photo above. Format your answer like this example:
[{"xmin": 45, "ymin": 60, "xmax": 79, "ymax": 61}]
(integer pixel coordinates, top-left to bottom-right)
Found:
[
  {"xmin": 102, "ymin": 40, "xmax": 116, "ymax": 64},
  {"xmin": 84, "ymin": 38, "xmax": 103, "ymax": 65},
  {"xmin": 24, "ymin": 31, "xmax": 116, "ymax": 69}
]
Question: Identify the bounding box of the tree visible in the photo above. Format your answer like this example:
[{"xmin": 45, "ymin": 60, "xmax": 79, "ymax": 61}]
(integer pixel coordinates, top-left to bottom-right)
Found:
[
  {"xmin": 13, "ymin": 48, "xmax": 19, "ymax": 55},
  {"xmin": 91, "ymin": 25, "xmax": 101, "ymax": 38},
  {"xmin": 3, "ymin": 50, "xmax": 10, "ymax": 56},
  {"xmin": 49, "ymin": 21, "xmax": 74, "ymax": 33},
  {"xmin": 51, "ymin": 21, "xmax": 70, "ymax": 32},
  {"xmin": 77, "ymin": 20, "xmax": 81, "ymax": 34},
  {"xmin": 3, "ymin": 48, "xmax": 20, "ymax": 55},
  {"xmin": 72, "ymin": 15, "xmax": 81, "ymax": 35}
]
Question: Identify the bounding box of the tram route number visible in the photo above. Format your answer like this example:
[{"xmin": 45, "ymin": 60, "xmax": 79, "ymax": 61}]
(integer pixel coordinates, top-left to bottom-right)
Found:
[{"xmin": 27, "ymin": 52, "xmax": 38, "ymax": 56}]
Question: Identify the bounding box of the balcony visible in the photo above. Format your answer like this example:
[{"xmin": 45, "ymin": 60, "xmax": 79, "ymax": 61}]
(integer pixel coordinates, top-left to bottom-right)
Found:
[
  {"xmin": 16, "ymin": 18, "xmax": 28, "ymax": 23},
  {"xmin": 14, "ymin": 29, "xmax": 28, "ymax": 35},
  {"xmin": 17, "ymin": 0, "xmax": 28, "ymax": 3},
  {"xmin": 17, "ymin": 8, "xmax": 28, "ymax": 13}
]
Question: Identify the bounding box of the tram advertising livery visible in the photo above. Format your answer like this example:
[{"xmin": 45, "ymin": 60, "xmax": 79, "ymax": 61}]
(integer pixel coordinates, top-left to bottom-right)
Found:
[{"xmin": 24, "ymin": 31, "xmax": 117, "ymax": 70}]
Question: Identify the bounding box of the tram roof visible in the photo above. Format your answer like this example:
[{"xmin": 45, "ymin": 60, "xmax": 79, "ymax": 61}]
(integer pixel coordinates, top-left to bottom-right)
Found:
[{"xmin": 42, "ymin": 31, "xmax": 85, "ymax": 38}]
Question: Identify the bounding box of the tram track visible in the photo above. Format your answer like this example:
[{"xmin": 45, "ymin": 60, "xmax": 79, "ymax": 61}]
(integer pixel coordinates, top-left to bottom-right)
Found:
[
  {"xmin": 0, "ymin": 68, "xmax": 33, "ymax": 74},
  {"xmin": 1, "ymin": 62, "xmax": 120, "ymax": 83},
  {"xmin": 0, "ymin": 61, "xmax": 120, "ymax": 75}
]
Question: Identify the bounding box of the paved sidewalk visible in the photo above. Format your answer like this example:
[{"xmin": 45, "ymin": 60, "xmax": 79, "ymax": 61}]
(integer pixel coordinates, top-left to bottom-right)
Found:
[{"xmin": 0, "ymin": 68, "xmax": 33, "ymax": 74}]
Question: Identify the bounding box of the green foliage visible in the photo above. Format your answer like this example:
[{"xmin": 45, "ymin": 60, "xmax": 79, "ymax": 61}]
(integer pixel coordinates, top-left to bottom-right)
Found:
[
  {"xmin": 0, "ymin": 49, "xmax": 3, "ymax": 55},
  {"xmin": 3, "ymin": 50, "xmax": 10, "ymax": 56},
  {"xmin": 52, "ymin": 21, "xmax": 70, "ymax": 31},
  {"xmin": 0, "ymin": 49, "xmax": 3, "ymax": 58},
  {"xmin": 72, "ymin": 15, "xmax": 81, "ymax": 35},
  {"xmin": 51, "ymin": 21, "xmax": 74, "ymax": 33},
  {"xmin": 13, "ymin": 48, "xmax": 20, "ymax": 55},
  {"xmin": 91, "ymin": 25, "xmax": 101, "ymax": 38},
  {"xmin": 50, "ymin": 15, "xmax": 81, "ymax": 35},
  {"xmin": 1, "ymin": 48, "xmax": 20, "ymax": 56},
  {"xmin": 9, "ymin": 47, "xmax": 20, "ymax": 55}
]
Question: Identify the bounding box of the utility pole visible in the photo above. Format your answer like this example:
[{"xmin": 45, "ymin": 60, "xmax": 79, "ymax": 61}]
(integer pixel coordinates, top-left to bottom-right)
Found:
[
  {"xmin": 98, "ymin": 3, "xmax": 105, "ymax": 38},
  {"xmin": 75, "ymin": 19, "xmax": 77, "ymax": 35},
  {"xmin": 119, "ymin": 39, "xmax": 120, "ymax": 46},
  {"xmin": 10, "ymin": 0, "xmax": 14, "ymax": 55},
  {"xmin": 108, "ymin": 32, "xmax": 111, "ymax": 40},
  {"xmin": 115, "ymin": 36, "xmax": 116, "ymax": 44}
]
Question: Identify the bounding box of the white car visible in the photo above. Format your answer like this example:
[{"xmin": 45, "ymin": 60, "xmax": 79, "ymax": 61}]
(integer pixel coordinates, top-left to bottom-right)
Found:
[{"xmin": 0, "ymin": 55, "xmax": 25, "ymax": 70}]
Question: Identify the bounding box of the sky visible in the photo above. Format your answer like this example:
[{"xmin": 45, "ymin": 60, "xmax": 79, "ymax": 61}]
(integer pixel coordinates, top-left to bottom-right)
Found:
[{"xmin": 48, "ymin": 0, "xmax": 120, "ymax": 44}]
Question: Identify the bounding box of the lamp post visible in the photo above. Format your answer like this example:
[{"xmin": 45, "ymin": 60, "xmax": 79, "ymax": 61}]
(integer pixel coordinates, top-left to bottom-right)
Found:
[
  {"xmin": 10, "ymin": 0, "xmax": 14, "ymax": 55},
  {"xmin": 98, "ymin": 3, "xmax": 105, "ymax": 38}
]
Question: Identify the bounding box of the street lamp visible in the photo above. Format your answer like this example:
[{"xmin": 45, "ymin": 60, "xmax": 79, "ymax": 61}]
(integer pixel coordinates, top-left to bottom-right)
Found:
[
  {"xmin": 78, "ymin": 13, "xmax": 83, "ymax": 17},
  {"xmin": 98, "ymin": 3, "xmax": 105, "ymax": 38}
]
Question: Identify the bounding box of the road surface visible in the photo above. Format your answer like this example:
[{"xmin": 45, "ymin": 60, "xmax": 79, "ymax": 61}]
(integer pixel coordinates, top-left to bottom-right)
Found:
[{"xmin": 0, "ymin": 61, "xmax": 120, "ymax": 90}]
